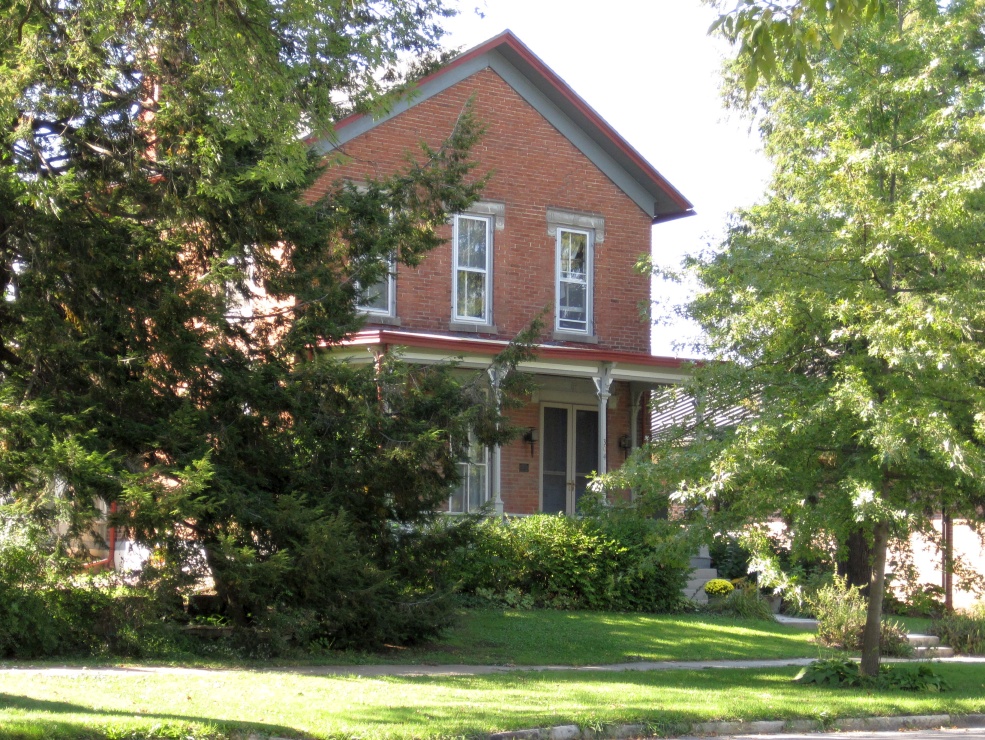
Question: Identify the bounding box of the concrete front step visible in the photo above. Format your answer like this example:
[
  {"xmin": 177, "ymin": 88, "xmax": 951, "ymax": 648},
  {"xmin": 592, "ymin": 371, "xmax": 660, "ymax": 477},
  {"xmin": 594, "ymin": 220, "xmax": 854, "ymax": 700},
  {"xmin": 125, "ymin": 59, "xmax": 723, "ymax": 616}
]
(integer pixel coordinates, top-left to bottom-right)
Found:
[
  {"xmin": 907, "ymin": 633, "xmax": 954, "ymax": 657},
  {"xmin": 684, "ymin": 568, "xmax": 719, "ymax": 604},
  {"xmin": 775, "ymin": 619, "xmax": 956, "ymax": 657},
  {"xmin": 912, "ymin": 645, "xmax": 955, "ymax": 658}
]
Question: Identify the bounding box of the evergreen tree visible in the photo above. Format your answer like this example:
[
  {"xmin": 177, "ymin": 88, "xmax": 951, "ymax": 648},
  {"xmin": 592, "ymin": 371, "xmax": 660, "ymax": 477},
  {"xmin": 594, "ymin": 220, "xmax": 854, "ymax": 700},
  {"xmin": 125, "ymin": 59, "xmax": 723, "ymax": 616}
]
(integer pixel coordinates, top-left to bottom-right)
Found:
[{"xmin": 0, "ymin": 0, "xmax": 521, "ymax": 648}]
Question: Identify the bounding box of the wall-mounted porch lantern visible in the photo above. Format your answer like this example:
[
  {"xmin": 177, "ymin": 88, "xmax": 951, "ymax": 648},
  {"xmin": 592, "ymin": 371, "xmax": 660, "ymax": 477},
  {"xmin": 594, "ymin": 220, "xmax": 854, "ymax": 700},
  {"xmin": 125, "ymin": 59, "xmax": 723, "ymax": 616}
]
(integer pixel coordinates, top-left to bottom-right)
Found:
[{"xmin": 523, "ymin": 427, "xmax": 539, "ymax": 456}]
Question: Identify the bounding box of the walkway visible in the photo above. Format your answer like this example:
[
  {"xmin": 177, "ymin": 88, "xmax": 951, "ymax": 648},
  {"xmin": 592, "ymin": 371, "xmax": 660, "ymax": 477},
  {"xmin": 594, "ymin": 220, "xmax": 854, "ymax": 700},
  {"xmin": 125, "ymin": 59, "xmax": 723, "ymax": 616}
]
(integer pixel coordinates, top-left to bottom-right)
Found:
[{"xmin": 2, "ymin": 655, "xmax": 983, "ymax": 679}]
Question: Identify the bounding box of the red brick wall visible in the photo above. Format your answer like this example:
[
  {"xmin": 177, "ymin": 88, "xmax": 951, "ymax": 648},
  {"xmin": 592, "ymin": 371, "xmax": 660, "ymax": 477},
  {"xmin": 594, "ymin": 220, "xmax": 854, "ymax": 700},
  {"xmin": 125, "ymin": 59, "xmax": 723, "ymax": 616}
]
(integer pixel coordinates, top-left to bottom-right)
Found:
[
  {"xmin": 310, "ymin": 68, "xmax": 653, "ymax": 354},
  {"xmin": 501, "ymin": 403, "xmax": 541, "ymax": 514}
]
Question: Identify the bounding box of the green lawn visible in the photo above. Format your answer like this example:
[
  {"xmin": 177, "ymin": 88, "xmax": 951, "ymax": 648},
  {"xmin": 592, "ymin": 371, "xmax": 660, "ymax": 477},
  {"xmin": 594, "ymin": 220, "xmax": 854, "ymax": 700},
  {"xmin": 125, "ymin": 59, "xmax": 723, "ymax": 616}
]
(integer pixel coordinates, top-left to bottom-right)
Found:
[
  {"xmin": 10, "ymin": 610, "xmax": 831, "ymax": 670},
  {"xmin": 1, "ymin": 664, "xmax": 983, "ymax": 740},
  {"xmin": 891, "ymin": 615, "xmax": 936, "ymax": 635},
  {"xmin": 312, "ymin": 609, "xmax": 831, "ymax": 666}
]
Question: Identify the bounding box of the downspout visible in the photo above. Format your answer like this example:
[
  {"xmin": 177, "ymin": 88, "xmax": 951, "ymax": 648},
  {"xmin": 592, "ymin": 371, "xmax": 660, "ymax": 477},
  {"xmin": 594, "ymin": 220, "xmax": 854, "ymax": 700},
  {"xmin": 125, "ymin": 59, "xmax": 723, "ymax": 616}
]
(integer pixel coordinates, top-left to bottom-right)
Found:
[{"xmin": 84, "ymin": 501, "xmax": 117, "ymax": 572}]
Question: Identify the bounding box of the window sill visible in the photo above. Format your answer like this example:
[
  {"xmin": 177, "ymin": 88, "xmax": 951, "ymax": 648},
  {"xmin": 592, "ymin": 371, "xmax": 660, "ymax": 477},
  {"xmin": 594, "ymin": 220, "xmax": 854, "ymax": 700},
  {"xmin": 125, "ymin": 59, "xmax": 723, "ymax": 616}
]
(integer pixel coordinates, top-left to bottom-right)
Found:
[
  {"xmin": 552, "ymin": 330, "xmax": 599, "ymax": 344},
  {"xmin": 449, "ymin": 321, "xmax": 498, "ymax": 335},
  {"xmin": 360, "ymin": 313, "xmax": 402, "ymax": 327}
]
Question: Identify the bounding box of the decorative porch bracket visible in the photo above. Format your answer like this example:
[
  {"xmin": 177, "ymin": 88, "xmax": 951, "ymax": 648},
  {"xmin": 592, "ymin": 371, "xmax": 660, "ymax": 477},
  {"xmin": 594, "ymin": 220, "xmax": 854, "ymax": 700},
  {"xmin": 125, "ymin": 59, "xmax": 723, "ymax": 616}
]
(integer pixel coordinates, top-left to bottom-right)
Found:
[
  {"xmin": 486, "ymin": 365, "xmax": 505, "ymax": 516},
  {"xmin": 592, "ymin": 363, "xmax": 614, "ymax": 476}
]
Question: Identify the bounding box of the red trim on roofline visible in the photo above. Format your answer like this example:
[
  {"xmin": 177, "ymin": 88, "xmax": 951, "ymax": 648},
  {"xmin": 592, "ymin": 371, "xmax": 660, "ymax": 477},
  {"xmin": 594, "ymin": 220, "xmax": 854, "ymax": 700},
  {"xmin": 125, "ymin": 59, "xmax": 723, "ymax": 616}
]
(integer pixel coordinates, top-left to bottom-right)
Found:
[
  {"xmin": 327, "ymin": 30, "xmax": 692, "ymax": 214},
  {"xmin": 319, "ymin": 329, "xmax": 696, "ymax": 369}
]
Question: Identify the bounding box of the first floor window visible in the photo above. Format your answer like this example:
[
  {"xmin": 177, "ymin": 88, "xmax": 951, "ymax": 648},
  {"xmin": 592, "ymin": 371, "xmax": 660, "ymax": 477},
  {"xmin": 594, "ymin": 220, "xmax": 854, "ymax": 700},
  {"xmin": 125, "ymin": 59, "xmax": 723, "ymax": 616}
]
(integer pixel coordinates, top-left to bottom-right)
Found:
[
  {"xmin": 556, "ymin": 227, "xmax": 592, "ymax": 333},
  {"xmin": 453, "ymin": 214, "xmax": 492, "ymax": 324},
  {"xmin": 449, "ymin": 439, "xmax": 489, "ymax": 513}
]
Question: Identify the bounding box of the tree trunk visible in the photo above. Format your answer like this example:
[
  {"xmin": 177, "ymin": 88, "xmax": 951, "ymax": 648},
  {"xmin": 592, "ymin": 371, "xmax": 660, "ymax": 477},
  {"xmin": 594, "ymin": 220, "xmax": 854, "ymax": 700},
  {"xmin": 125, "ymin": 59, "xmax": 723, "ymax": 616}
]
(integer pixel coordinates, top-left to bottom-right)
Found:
[
  {"xmin": 202, "ymin": 540, "xmax": 249, "ymax": 628},
  {"xmin": 843, "ymin": 527, "xmax": 872, "ymax": 593},
  {"xmin": 859, "ymin": 519, "xmax": 890, "ymax": 677},
  {"xmin": 942, "ymin": 510, "xmax": 953, "ymax": 612}
]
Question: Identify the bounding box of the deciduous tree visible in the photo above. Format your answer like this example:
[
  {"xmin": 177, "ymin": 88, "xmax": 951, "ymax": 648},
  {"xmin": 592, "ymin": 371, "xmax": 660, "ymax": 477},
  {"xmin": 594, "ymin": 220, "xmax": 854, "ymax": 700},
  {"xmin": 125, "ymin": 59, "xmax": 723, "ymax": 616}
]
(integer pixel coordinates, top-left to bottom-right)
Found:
[
  {"xmin": 614, "ymin": 0, "xmax": 985, "ymax": 675},
  {"xmin": 707, "ymin": 0, "xmax": 888, "ymax": 88}
]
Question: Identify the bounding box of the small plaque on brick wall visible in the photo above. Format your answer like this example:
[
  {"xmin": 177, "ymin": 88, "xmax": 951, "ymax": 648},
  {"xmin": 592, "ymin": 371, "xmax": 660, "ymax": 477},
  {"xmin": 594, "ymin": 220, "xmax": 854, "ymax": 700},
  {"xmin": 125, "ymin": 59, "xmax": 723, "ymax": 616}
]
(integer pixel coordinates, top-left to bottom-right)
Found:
[{"xmin": 519, "ymin": 463, "xmax": 529, "ymax": 473}]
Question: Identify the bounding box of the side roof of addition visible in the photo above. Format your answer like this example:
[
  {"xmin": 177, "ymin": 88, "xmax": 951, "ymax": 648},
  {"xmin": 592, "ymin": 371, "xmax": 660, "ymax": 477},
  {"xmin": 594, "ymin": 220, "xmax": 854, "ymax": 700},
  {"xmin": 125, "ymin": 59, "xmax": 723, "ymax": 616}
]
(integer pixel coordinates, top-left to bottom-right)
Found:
[{"xmin": 311, "ymin": 30, "xmax": 694, "ymax": 225}]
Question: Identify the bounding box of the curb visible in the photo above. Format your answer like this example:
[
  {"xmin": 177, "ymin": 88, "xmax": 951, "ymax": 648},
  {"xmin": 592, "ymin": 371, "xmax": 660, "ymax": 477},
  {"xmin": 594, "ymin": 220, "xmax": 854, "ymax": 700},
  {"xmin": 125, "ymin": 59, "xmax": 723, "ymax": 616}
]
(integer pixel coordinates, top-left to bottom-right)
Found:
[{"xmin": 488, "ymin": 714, "xmax": 985, "ymax": 739}]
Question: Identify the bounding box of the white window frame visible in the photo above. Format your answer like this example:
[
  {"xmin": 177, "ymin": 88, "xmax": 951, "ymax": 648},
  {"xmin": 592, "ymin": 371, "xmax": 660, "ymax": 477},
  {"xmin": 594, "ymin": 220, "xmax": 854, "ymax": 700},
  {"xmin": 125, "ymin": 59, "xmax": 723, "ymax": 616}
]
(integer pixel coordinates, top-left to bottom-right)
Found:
[
  {"xmin": 555, "ymin": 226, "xmax": 593, "ymax": 334},
  {"xmin": 356, "ymin": 256, "xmax": 395, "ymax": 318},
  {"xmin": 452, "ymin": 214, "xmax": 493, "ymax": 325},
  {"xmin": 448, "ymin": 438, "xmax": 490, "ymax": 514}
]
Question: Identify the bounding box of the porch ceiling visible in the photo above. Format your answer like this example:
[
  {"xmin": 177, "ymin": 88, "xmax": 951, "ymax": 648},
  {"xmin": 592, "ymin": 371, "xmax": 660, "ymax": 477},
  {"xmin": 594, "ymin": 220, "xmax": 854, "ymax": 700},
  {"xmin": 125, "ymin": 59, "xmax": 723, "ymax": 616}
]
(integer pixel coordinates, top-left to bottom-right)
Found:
[{"xmin": 319, "ymin": 329, "xmax": 695, "ymax": 385}]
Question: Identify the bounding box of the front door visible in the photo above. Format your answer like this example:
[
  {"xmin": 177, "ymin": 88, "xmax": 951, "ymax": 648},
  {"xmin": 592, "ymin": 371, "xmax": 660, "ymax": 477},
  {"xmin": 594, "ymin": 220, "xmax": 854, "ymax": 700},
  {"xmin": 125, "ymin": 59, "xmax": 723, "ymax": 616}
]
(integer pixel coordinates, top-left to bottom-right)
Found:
[{"xmin": 541, "ymin": 404, "xmax": 599, "ymax": 514}]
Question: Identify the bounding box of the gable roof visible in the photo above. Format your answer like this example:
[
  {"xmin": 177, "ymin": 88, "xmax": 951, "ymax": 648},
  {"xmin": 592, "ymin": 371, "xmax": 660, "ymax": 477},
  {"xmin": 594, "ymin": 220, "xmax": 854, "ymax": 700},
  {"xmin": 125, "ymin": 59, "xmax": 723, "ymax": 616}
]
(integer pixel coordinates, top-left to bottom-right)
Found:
[{"xmin": 313, "ymin": 30, "xmax": 694, "ymax": 224}]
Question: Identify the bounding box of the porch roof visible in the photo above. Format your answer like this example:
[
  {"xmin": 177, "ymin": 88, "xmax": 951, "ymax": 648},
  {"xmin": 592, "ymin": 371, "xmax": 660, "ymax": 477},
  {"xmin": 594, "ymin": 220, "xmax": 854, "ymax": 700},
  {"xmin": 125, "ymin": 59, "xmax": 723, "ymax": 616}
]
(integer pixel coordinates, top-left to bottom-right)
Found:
[{"xmin": 319, "ymin": 329, "xmax": 695, "ymax": 385}]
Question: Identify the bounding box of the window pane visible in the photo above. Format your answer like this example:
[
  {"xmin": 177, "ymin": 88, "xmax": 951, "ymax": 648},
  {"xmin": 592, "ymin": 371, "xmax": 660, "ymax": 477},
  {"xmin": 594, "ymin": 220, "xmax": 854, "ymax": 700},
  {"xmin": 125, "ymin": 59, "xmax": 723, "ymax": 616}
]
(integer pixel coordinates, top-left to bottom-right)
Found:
[
  {"xmin": 457, "ymin": 217, "xmax": 487, "ymax": 269},
  {"xmin": 560, "ymin": 231, "xmax": 587, "ymax": 279},
  {"xmin": 449, "ymin": 463, "xmax": 467, "ymax": 513},
  {"xmin": 559, "ymin": 282, "xmax": 586, "ymax": 330},
  {"xmin": 457, "ymin": 270, "xmax": 486, "ymax": 320},
  {"xmin": 468, "ymin": 464, "xmax": 487, "ymax": 511},
  {"xmin": 449, "ymin": 441, "xmax": 487, "ymax": 513},
  {"xmin": 360, "ymin": 277, "xmax": 389, "ymax": 312}
]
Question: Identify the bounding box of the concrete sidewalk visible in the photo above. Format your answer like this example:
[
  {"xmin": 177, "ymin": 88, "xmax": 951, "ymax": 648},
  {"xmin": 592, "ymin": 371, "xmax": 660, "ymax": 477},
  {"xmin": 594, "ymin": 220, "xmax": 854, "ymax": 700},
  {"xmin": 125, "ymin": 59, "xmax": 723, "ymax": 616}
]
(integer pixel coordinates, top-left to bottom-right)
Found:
[{"xmin": 2, "ymin": 654, "xmax": 983, "ymax": 678}]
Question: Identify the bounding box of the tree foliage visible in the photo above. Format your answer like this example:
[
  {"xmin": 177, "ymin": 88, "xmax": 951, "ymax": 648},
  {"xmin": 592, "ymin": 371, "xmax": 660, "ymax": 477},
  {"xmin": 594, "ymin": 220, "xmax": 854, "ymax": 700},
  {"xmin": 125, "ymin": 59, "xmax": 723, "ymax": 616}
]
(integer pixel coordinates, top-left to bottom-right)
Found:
[
  {"xmin": 707, "ymin": 0, "xmax": 888, "ymax": 88},
  {"xmin": 0, "ymin": 0, "xmax": 523, "ymax": 649},
  {"xmin": 612, "ymin": 0, "xmax": 985, "ymax": 675}
]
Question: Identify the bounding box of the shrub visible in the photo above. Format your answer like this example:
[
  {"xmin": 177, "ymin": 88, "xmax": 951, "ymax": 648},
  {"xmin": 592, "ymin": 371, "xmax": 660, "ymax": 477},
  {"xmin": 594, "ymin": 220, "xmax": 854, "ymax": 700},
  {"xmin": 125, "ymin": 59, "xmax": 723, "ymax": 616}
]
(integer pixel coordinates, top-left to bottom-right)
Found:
[
  {"xmin": 708, "ymin": 537, "xmax": 752, "ymax": 580},
  {"xmin": 884, "ymin": 578, "xmax": 947, "ymax": 618},
  {"xmin": 794, "ymin": 657, "xmax": 863, "ymax": 687},
  {"xmin": 706, "ymin": 584, "xmax": 775, "ymax": 620},
  {"xmin": 809, "ymin": 575, "xmax": 912, "ymax": 657},
  {"xmin": 703, "ymin": 578, "xmax": 735, "ymax": 598},
  {"xmin": 452, "ymin": 511, "xmax": 691, "ymax": 612},
  {"xmin": 0, "ymin": 527, "xmax": 175, "ymax": 659},
  {"xmin": 795, "ymin": 658, "xmax": 950, "ymax": 691},
  {"xmin": 931, "ymin": 610, "xmax": 985, "ymax": 655}
]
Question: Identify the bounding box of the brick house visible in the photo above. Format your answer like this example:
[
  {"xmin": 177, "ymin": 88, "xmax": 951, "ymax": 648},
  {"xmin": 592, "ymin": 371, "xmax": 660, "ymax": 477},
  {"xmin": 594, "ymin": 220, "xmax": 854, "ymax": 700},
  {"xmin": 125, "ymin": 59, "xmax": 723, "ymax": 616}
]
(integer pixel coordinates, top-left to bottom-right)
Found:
[{"xmin": 315, "ymin": 30, "xmax": 695, "ymax": 516}]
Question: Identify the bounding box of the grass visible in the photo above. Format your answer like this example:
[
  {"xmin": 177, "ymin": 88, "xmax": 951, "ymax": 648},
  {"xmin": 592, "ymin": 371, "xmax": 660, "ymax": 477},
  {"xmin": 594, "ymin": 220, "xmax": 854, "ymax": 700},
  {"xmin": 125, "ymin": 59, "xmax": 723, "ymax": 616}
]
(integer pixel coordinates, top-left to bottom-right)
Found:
[
  {"xmin": 0, "ymin": 663, "xmax": 983, "ymax": 739},
  {"xmin": 304, "ymin": 609, "xmax": 832, "ymax": 666},
  {"xmin": 2, "ymin": 610, "xmax": 831, "ymax": 670},
  {"xmin": 890, "ymin": 615, "xmax": 936, "ymax": 635}
]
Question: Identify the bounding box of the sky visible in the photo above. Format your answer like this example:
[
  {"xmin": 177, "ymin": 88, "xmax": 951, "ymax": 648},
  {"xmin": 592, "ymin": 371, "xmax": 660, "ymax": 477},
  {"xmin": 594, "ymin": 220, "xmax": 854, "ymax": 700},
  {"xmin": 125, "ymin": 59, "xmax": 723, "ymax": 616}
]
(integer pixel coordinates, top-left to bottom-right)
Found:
[{"xmin": 441, "ymin": 1, "xmax": 773, "ymax": 357}]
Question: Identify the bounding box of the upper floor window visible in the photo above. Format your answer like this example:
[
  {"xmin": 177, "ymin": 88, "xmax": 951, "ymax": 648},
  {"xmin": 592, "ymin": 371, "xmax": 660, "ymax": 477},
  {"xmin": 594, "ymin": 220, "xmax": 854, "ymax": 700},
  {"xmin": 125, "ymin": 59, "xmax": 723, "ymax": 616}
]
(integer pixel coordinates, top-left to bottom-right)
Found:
[
  {"xmin": 356, "ymin": 257, "xmax": 395, "ymax": 317},
  {"xmin": 547, "ymin": 208, "xmax": 603, "ymax": 339},
  {"xmin": 556, "ymin": 227, "xmax": 592, "ymax": 334},
  {"xmin": 453, "ymin": 214, "xmax": 493, "ymax": 324}
]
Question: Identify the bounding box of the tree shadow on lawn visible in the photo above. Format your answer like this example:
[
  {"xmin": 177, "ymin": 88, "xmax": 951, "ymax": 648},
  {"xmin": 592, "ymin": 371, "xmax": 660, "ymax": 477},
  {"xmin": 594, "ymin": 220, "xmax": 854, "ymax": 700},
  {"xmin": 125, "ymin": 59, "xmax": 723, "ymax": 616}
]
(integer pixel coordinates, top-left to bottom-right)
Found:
[
  {"xmin": 462, "ymin": 611, "xmax": 821, "ymax": 663},
  {"xmin": 0, "ymin": 693, "xmax": 297, "ymax": 740},
  {"xmin": 305, "ymin": 667, "xmax": 976, "ymax": 736},
  {"xmin": 289, "ymin": 671, "xmax": 796, "ymax": 738}
]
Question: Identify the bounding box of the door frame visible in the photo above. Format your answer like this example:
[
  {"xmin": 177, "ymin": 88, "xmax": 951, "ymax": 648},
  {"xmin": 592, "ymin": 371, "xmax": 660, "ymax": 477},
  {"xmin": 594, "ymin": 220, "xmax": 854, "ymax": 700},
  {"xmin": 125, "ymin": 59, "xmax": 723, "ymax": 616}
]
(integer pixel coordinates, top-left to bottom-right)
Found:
[{"xmin": 539, "ymin": 402, "xmax": 599, "ymax": 515}]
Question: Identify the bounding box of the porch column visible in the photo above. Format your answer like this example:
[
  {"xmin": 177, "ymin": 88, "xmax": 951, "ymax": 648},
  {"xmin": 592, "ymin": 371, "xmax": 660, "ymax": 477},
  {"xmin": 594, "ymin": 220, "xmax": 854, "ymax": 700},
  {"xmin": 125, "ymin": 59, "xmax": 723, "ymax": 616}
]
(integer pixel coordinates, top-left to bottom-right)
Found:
[
  {"xmin": 486, "ymin": 365, "xmax": 504, "ymax": 516},
  {"xmin": 593, "ymin": 363, "xmax": 614, "ymax": 475},
  {"xmin": 629, "ymin": 384, "xmax": 644, "ymax": 449}
]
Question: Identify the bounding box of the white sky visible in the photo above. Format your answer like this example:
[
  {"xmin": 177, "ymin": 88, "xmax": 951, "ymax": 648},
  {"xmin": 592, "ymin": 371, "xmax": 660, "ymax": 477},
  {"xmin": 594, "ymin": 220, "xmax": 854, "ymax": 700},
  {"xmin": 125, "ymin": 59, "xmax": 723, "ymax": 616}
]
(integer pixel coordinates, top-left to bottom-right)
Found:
[{"xmin": 442, "ymin": 1, "xmax": 772, "ymax": 357}]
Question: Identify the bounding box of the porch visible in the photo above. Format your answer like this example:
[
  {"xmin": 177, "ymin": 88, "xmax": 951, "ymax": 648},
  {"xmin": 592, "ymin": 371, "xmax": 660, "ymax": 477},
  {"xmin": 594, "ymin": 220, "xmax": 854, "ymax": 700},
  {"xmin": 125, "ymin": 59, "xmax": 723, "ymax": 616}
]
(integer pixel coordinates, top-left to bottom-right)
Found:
[{"xmin": 329, "ymin": 329, "xmax": 692, "ymax": 515}]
